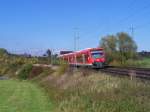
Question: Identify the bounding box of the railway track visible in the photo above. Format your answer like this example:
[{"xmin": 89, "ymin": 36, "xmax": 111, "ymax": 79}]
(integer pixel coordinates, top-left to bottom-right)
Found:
[
  {"xmin": 33, "ymin": 64, "xmax": 150, "ymax": 80},
  {"xmin": 100, "ymin": 66, "xmax": 150, "ymax": 80}
]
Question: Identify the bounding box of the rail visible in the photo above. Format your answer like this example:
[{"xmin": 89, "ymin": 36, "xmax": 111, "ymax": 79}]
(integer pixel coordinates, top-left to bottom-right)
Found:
[{"xmin": 100, "ymin": 66, "xmax": 150, "ymax": 80}]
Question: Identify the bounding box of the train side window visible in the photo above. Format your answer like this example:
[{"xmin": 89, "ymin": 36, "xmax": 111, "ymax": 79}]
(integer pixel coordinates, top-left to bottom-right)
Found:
[{"xmin": 77, "ymin": 55, "xmax": 83, "ymax": 63}]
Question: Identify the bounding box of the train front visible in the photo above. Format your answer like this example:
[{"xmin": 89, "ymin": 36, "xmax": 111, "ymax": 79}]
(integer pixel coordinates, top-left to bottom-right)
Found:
[{"xmin": 90, "ymin": 49, "xmax": 105, "ymax": 68}]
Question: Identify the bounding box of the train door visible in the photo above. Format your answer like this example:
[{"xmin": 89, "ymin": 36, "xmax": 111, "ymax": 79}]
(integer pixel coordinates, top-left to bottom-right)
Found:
[{"xmin": 82, "ymin": 54, "xmax": 85, "ymax": 64}]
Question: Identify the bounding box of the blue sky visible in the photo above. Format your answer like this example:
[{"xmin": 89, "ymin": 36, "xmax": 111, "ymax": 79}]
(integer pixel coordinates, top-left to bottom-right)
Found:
[{"xmin": 0, "ymin": 0, "xmax": 150, "ymax": 55}]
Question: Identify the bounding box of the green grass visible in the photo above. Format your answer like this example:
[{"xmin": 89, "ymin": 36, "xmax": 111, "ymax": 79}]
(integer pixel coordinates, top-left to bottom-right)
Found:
[
  {"xmin": 127, "ymin": 57, "xmax": 150, "ymax": 68},
  {"xmin": 0, "ymin": 80, "xmax": 53, "ymax": 112},
  {"xmin": 136, "ymin": 57, "xmax": 150, "ymax": 68},
  {"xmin": 110, "ymin": 57, "xmax": 150, "ymax": 68}
]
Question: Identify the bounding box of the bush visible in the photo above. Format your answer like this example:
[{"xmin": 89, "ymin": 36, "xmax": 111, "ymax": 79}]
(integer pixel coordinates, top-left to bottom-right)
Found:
[
  {"xmin": 0, "ymin": 67, "xmax": 9, "ymax": 75},
  {"xmin": 28, "ymin": 66, "xmax": 43, "ymax": 79},
  {"xmin": 29, "ymin": 66, "xmax": 54, "ymax": 79},
  {"xmin": 57, "ymin": 61, "xmax": 69, "ymax": 75},
  {"xmin": 17, "ymin": 64, "xmax": 33, "ymax": 80}
]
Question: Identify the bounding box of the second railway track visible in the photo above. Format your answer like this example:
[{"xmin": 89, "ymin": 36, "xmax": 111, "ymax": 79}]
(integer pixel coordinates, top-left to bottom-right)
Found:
[
  {"xmin": 33, "ymin": 64, "xmax": 150, "ymax": 80},
  {"xmin": 100, "ymin": 66, "xmax": 150, "ymax": 80}
]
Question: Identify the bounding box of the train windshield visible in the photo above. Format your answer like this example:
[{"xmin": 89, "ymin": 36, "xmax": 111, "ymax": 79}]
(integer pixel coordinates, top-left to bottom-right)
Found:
[{"xmin": 91, "ymin": 51, "xmax": 103, "ymax": 59}]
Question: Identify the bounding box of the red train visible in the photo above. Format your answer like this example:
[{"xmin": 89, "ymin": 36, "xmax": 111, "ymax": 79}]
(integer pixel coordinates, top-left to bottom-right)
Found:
[{"xmin": 59, "ymin": 48, "xmax": 105, "ymax": 68}]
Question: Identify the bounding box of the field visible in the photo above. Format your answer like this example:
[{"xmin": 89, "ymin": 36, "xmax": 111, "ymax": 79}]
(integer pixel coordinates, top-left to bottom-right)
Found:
[
  {"xmin": 137, "ymin": 57, "xmax": 150, "ymax": 68},
  {"xmin": 0, "ymin": 80, "xmax": 53, "ymax": 112},
  {"xmin": 110, "ymin": 57, "xmax": 150, "ymax": 68}
]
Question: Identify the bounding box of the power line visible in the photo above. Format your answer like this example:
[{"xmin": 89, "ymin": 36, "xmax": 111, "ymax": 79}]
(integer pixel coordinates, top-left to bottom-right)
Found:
[
  {"xmin": 126, "ymin": 0, "xmax": 138, "ymax": 12},
  {"xmin": 118, "ymin": 0, "xmax": 150, "ymax": 26},
  {"xmin": 134, "ymin": 21, "xmax": 150, "ymax": 30},
  {"xmin": 79, "ymin": 1, "xmax": 145, "ymax": 47},
  {"xmin": 73, "ymin": 0, "xmax": 150, "ymax": 50}
]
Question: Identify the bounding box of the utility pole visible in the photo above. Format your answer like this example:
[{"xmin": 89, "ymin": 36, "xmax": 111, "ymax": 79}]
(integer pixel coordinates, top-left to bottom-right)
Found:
[
  {"xmin": 74, "ymin": 27, "xmax": 80, "ymax": 51},
  {"xmin": 73, "ymin": 27, "xmax": 80, "ymax": 70},
  {"xmin": 51, "ymin": 48, "xmax": 55, "ymax": 65},
  {"xmin": 129, "ymin": 25, "xmax": 135, "ymax": 38}
]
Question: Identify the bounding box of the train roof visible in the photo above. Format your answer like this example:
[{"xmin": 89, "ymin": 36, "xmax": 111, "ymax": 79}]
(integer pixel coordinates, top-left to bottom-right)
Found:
[{"xmin": 58, "ymin": 48, "xmax": 103, "ymax": 57}]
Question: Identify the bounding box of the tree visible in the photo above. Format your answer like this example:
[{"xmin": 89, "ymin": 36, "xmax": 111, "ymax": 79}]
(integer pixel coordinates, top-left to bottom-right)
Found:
[
  {"xmin": 46, "ymin": 49, "xmax": 52, "ymax": 57},
  {"xmin": 46, "ymin": 49, "xmax": 52, "ymax": 64},
  {"xmin": 99, "ymin": 32, "xmax": 137, "ymax": 64},
  {"xmin": 100, "ymin": 35, "xmax": 117, "ymax": 63},
  {"xmin": 0, "ymin": 48, "xmax": 8, "ymax": 55},
  {"xmin": 117, "ymin": 32, "xmax": 137, "ymax": 63}
]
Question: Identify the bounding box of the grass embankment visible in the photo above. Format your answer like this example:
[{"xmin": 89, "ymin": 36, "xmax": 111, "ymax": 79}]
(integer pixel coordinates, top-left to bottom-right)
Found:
[
  {"xmin": 110, "ymin": 57, "xmax": 150, "ymax": 68},
  {"xmin": 135, "ymin": 57, "xmax": 150, "ymax": 68},
  {"xmin": 0, "ymin": 80, "xmax": 53, "ymax": 112},
  {"xmin": 0, "ymin": 65, "xmax": 150, "ymax": 112},
  {"xmin": 125, "ymin": 57, "xmax": 150, "ymax": 68},
  {"xmin": 33, "ymin": 67, "xmax": 150, "ymax": 112}
]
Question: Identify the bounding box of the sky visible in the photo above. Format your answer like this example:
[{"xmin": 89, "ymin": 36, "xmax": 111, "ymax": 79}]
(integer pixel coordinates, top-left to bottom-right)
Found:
[{"xmin": 0, "ymin": 0, "xmax": 150, "ymax": 55}]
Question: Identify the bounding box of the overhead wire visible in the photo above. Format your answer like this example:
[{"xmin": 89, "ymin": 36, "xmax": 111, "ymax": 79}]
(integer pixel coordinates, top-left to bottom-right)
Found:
[
  {"xmin": 79, "ymin": 0, "xmax": 141, "ymax": 48},
  {"xmin": 84, "ymin": 0, "xmax": 150, "ymax": 48},
  {"xmin": 117, "ymin": 0, "xmax": 150, "ymax": 27}
]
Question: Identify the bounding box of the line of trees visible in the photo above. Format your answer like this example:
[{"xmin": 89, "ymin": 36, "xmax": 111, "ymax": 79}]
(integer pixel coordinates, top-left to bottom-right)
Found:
[{"xmin": 99, "ymin": 32, "xmax": 137, "ymax": 65}]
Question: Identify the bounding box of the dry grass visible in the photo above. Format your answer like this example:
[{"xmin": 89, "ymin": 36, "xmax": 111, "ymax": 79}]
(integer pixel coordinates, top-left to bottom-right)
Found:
[{"xmin": 33, "ymin": 68, "xmax": 150, "ymax": 112}]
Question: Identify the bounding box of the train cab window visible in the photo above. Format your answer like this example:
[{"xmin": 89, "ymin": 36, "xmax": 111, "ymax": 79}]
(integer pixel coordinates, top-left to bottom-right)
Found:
[{"xmin": 91, "ymin": 51, "xmax": 103, "ymax": 59}]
